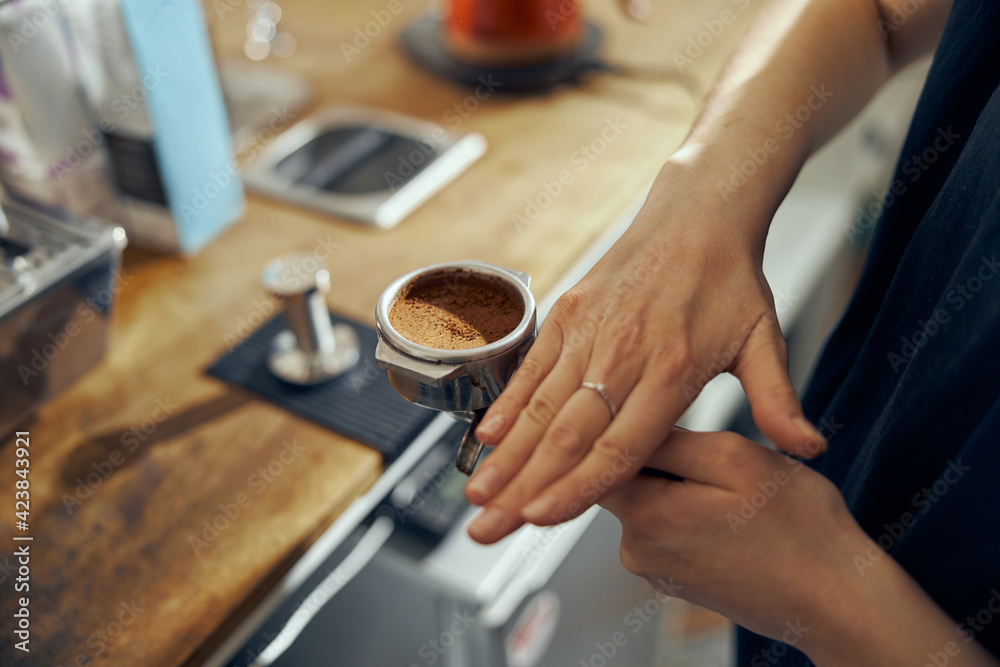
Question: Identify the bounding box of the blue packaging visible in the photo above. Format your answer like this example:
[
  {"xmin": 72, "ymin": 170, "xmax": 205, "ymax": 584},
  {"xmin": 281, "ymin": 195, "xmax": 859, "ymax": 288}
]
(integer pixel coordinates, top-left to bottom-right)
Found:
[{"xmin": 68, "ymin": 0, "xmax": 244, "ymax": 253}]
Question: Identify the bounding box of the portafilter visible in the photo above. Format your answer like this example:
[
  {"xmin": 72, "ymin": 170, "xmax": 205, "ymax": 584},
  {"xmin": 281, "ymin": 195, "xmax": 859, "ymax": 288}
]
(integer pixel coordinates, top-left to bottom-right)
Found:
[{"xmin": 374, "ymin": 260, "xmax": 537, "ymax": 474}]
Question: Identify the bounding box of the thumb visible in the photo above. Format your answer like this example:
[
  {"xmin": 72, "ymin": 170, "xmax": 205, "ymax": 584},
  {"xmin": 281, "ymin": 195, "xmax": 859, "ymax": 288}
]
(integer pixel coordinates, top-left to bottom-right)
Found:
[{"xmin": 730, "ymin": 315, "xmax": 827, "ymax": 458}]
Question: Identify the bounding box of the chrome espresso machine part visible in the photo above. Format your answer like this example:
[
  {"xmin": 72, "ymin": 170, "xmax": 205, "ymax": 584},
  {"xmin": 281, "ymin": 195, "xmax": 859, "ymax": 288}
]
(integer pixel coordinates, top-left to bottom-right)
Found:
[
  {"xmin": 0, "ymin": 199, "xmax": 126, "ymax": 436},
  {"xmin": 375, "ymin": 260, "xmax": 537, "ymax": 474}
]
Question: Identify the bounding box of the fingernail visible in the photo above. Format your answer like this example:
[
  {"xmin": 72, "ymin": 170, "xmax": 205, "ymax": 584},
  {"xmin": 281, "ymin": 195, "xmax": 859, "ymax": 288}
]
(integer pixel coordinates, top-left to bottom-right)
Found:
[
  {"xmin": 794, "ymin": 416, "xmax": 827, "ymax": 456},
  {"xmin": 469, "ymin": 507, "xmax": 504, "ymax": 536},
  {"xmin": 467, "ymin": 467, "xmax": 500, "ymax": 500},
  {"xmin": 476, "ymin": 414, "xmax": 505, "ymax": 442},
  {"xmin": 628, "ymin": 0, "xmax": 651, "ymax": 20},
  {"xmin": 522, "ymin": 494, "xmax": 558, "ymax": 523}
]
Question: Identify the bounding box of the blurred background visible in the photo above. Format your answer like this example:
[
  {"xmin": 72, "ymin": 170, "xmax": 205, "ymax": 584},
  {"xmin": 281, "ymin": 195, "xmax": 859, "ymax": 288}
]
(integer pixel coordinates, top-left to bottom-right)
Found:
[{"xmin": 0, "ymin": 0, "xmax": 931, "ymax": 665}]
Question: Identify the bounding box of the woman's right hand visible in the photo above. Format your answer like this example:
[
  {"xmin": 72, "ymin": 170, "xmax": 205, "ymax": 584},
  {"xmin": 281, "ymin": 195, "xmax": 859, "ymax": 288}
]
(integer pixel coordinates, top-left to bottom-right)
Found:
[{"xmin": 465, "ymin": 158, "xmax": 827, "ymax": 544}]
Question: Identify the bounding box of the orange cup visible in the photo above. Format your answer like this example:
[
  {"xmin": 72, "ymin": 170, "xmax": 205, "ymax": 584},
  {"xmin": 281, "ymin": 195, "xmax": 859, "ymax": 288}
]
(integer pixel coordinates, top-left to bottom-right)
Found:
[{"xmin": 445, "ymin": 0, "xmax": 583, "ymax": 66}]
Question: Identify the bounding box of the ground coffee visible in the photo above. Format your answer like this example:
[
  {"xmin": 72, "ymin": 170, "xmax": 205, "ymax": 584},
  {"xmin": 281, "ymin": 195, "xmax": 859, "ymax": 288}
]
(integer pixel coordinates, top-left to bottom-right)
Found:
[{"xmin": 389, "ymin": 272, "xmax": 522, "ymax": 350}]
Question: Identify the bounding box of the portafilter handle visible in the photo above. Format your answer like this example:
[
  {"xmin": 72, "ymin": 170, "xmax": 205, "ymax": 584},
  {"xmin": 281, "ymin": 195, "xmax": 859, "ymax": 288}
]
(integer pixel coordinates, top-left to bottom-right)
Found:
[{"xmin": 455, "ymin": 410, "xmax": 486, "ymax": 475}]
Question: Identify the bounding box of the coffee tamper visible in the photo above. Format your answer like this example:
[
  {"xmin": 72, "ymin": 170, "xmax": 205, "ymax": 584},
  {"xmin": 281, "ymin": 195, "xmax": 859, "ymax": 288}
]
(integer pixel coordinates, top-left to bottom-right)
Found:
[
  {"xmin": 261, "ymin": 254, "xmax": 360, "ymax": 385},
  {"xmin": 375, "ymin": 260, "xmax": 537, "ymax": 474}
]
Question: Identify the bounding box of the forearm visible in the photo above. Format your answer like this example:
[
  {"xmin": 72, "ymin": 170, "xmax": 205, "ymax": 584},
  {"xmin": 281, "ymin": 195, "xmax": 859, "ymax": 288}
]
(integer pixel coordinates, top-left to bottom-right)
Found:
[
  {"xmin": 656, "ymin": 0, "xmax": 950, "ymax": 253},
  {"xmin": 803, "ymin": 539, "xmax": 999, "ymax": 666}
]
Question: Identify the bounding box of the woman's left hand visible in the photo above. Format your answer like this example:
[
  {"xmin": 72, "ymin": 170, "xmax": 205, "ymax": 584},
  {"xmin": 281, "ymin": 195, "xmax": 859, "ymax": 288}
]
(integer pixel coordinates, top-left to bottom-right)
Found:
[
  {"xmin": 599, "ymin": 428, "xmax": 867, "ymax": 648},
  {"xmin": 601, "ymin": 429, "xmax": 1000, "ymax": 666}
]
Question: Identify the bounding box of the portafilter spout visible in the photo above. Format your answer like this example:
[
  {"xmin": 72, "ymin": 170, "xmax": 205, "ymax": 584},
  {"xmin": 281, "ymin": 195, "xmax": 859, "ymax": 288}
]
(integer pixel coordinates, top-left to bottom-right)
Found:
[{"xmin": 454, "ymin": 410, "xmax": 487, "ymax": 475}]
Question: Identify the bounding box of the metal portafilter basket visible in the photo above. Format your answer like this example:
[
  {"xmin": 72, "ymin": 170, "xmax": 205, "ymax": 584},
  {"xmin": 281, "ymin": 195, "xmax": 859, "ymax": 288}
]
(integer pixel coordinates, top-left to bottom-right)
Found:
[{"xmin": 375, "ymin": 260, "xmax": 537, "ymax": 474}]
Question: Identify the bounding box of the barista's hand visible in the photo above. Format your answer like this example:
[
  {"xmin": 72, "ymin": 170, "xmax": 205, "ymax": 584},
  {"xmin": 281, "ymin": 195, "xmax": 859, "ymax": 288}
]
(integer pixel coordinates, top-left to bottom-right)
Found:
[
  {"xmin": 599, "ymin": 429, "xmax": 1000, "ymax": 667},
  {"xmin": 464, "ymin": 161, "xmax": 826, "ymax": 544},
  {"xmin": 599, "ymin": 428, "xmax": 855, "ymax": 644}
]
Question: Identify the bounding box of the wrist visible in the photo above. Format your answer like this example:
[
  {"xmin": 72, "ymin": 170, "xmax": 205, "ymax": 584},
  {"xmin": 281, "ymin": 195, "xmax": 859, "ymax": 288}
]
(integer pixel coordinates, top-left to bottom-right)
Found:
[
  {"xmin": 798, "ymin": 521, "xmax": 968, "ymax": 666},
  {"xmin": 641, "ymin": 157, "xmax": 773, "ymax": 262},
  {"xmin": 659, "ymin": 119, "xmax": 810, "ymax": 237},
  {"xmin": 797, "ymin": 523, "xmax": 886, "ymax": 664}
]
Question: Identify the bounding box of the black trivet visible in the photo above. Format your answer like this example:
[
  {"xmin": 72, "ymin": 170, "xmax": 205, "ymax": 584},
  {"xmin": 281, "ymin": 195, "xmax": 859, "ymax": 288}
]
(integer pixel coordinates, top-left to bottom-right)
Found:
[
  {"xmin": 398, "ymin": 13, "xmax": 603, "ymax": 92},
  {"xmin": 206, "ymin": 313, "xmax": 436, "ymax": 461}
]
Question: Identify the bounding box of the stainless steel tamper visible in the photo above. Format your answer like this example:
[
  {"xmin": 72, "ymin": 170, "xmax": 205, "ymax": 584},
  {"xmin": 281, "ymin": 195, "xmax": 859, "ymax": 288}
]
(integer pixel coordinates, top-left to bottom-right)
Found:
[
  {"xmin": 375, "ymin": 260, "xmax": 537, "ymax": 474},
  {"xmin": 261, "ymin": 253, "xmax": 360, "ymax": 385}
]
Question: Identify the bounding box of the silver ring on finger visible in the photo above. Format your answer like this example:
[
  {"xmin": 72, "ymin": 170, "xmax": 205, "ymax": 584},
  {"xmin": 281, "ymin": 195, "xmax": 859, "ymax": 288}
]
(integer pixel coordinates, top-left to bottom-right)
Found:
[{"xmin": 580, "ymin": 381, "xmax": 617, "ymax": 419}]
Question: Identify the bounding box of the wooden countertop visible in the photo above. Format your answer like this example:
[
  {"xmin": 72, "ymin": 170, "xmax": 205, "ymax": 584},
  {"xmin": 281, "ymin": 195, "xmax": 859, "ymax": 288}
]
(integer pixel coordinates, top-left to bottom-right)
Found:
[{"xmin": 1, "ymin": 0, "xmax": 760, "ymax": 664}]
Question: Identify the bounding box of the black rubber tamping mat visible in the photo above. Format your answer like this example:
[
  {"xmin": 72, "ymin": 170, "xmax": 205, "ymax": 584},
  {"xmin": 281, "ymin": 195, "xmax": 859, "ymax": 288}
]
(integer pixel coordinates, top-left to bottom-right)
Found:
[{"xmin": 206, "ymin": 313, "xmax": 437, "ymax": 461}]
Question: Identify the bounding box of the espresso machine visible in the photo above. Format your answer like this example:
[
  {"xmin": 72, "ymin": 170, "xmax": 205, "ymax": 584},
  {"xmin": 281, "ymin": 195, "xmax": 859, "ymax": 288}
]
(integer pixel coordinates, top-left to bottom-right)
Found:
[
  {"xmin": 207, "ymin": 414, "xmax": 662, "ymax": 667},
  {"xmin": 0, "ymin": 200, "xmax": 126, "ymax": 436}
]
